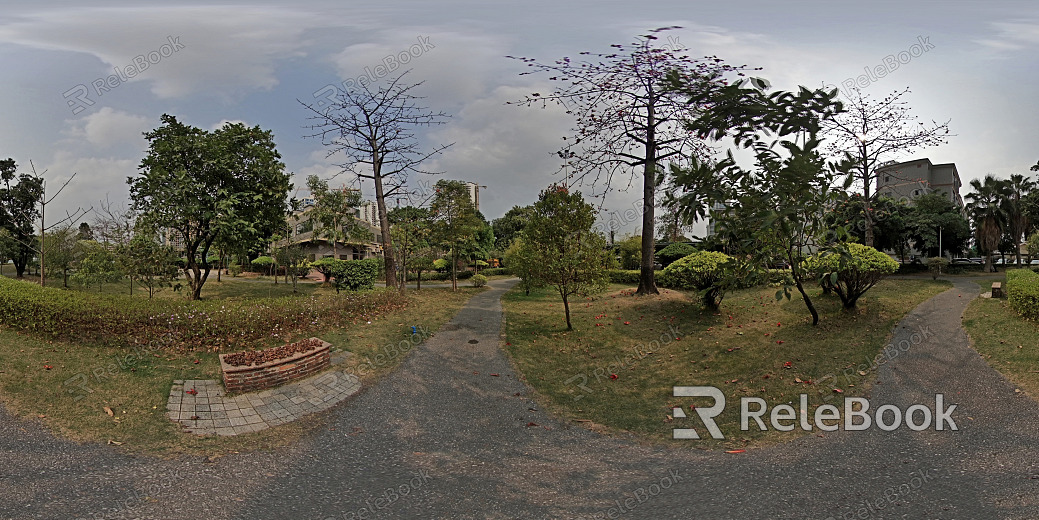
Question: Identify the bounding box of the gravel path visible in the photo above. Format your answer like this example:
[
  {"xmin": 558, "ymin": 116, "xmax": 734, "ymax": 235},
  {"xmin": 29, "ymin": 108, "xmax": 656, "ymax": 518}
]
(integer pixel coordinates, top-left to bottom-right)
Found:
[{"xmin": 2, "ymin": 277, "xmax": 1038, "ymax": 519}]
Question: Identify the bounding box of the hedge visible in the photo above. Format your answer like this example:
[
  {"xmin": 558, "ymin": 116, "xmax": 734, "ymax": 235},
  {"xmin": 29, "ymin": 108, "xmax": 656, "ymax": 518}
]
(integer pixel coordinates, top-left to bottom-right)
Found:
[
  {"xmin": 607, "ymin": 269, "xmax": 642, "ymax": 284},
  {"xmin": 0, "ymin": 276, "xmax": 407, "ymax": 352},
  {"xmin": 405, "ymin": 270, "xmax": 475, "ymax": 282},
  {"xmin": 1007, "ymin": 268, "xmax": 1039, "ymax": 320},
  {"xmin": 479, "ymin": 268, "xmax": 510, "ymax": 276}
]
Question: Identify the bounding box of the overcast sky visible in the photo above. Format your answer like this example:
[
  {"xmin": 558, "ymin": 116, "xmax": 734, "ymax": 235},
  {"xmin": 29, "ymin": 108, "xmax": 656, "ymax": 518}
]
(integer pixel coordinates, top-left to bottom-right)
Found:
[{"xmin": 1, "ymin": 0, "xmax": 1037, "ymax": 238}]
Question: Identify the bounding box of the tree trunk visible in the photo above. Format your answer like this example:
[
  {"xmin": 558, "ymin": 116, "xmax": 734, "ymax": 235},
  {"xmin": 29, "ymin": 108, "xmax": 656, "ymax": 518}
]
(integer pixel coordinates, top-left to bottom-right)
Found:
[
  {"xmin": 372, "ymin": 160, "xmax": 398, "ymax": 289},
  {"xmin": 635, "ymin": 90, "xmax": 659, "ymax": 296},
  {"xmin": 450, "ymin": 248, "xmax": 458, "ymax": 291},
  {"xmin": 563, "ymin": 292, "xmax": 572, "ymax": 330}
]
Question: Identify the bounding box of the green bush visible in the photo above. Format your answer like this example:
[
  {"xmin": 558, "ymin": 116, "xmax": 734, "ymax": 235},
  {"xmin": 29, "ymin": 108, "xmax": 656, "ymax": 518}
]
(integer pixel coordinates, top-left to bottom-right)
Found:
[
  {"xmin": 327, "ymin": 258, "xmax": 380, "ymax": 292},
  {"xmin": 657, "ymin": 251, "xmax": 731, "ymax": 309},
  {"xmin": 433, "ymin": 258, "xmax": 449, "ymax": 271},
  {"xmin": 926, "ymin": 257, "xmax": 949, "ymax": 280},
  {"xmin": 607, "ymin": 269, "xmax": 642, "ymax": 285},
  {"xmin": 803, "ymin": 243, "xmax": 898, "ymax": 309},
  {"xmin": 480, "ymin": 268, "xmax": 509, "ymax": 276},
  {"xmin": 1007, "ymin": 269, "xmax": 1039, "ymax": 320},
  {"xmin": 656, "ymin": 242, "xmax": 697, "ymax": 267},
  {"xmin": 470, "ymin": 274, "xmax": 488, "ymax": 287},
  {"xmin": 251, "ymin": 256, "xmax": 275, "ymax": 275},
  {"xmin": 0, "ymin": 276, "xmax": 406, "ymax": 352}
]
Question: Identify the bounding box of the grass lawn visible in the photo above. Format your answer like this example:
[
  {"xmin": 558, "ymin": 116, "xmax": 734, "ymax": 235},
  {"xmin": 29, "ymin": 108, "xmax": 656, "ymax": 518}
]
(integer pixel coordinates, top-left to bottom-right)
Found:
[
  {"xmin": 0, "ymin": 284, "xmax": 477, "ymax": 457},
  {"xmin": 962, "ymin": 275, "xmax": 1039, "ymax": 400},
  {"xmin": 503, "ymin": 278, "xmax": 951, "ymax": 449}
]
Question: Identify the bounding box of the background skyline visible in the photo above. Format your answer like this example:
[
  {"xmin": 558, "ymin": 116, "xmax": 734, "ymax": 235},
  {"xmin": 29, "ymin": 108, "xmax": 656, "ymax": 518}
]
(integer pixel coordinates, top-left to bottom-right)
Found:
[{"xmin": 1, "ymin": 0, "xmax": 1036, "ymax": 238}]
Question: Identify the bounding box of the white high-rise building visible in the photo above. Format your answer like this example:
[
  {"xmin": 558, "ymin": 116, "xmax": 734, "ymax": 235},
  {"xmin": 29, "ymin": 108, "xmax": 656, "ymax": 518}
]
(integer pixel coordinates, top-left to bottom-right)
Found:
[
  {"xmin": 463, "ymin": 181, "xmax": 481, "ymax": 212},
  {"xmin": 358, "ymin": 200, "xmax": 379, "ymax": 227}
]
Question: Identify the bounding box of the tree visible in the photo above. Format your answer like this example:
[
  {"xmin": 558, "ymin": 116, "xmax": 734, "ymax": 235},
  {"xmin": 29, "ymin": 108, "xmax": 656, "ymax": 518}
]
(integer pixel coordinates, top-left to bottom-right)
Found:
[
  {"xmin": 275, "ymin": 244, "xmax": 309, "ymax": 293},
  {"xmin": 966, "ymin": 175, "xmax": 1010, "ymax": 273},
  {"xmin": 72, "ymin": 242, "xmax": 122, "ymax": 292},
  {"xmin": 459, "ymin": 213, "xmax": 494, "ymax": 271},
  {"xmin": 41, "ymin": 224, "xmax": 83, "ymax": 288},
  {"xmin": 388, "ymin": 206, "xmax": 431, "ymax": 290},
  {"xmin": 504, "ymin": 237, "xmax": 542, "ymax": 296},
  {"xmin": 491, "ymin": 205, "xmax": 534, "ymax": 250},
  {"xmin": 0, "ymin": 158, "xmax": 43, "ymax": 277},
  {"xmin": 822, "ymin": 87, "xmax": 951, "ymax": 248},
  {"xmin": 656, "ymin": 242, "xmax": 696, "ymax": 267},
  {"xmin": 824, "ymin": 194, "xmax": 909, "ymax": 253},
  {"xmin": 1005, "ymin": 173, "xmax": 1035, "ymax": 265},
  {"xmin": 129, "ymin": 114, "xmax": 292, "ymax": 300},
  {"xmin": 408, "ymin": 250, "xmax": 436, "ymax": 290},
  {"xmin": 429, "ymin": 180, "xmax": 481, "ymax": 291},
  {"xmin": 615, "ymin": 235, "xmax": 642, "ymax": 270},
  {"xmin": 305, "ymin": 175, "xmax": 370, "ymax": 257},
  {"xmin": 77, "ymin": 222, "xmax": 93, "ymax": 241},
  {"xmin": 673, "ymin": 78, "xmax": 850, "ymax": 325},
  {"xmin": 905, "ymin": 193, "xmax": 970, "ymax": 259},
  {"xmin": 518, "ymin": 184, "xmax": 609, "ymax": 330},
  {"xmin": 301, "ymin": 70, "xmax": 451, "ymax": 289},
  {"xmin": 119, "ymin": 230, "xmax": 180, "ymax": 298},
  {"xmin": 509, "ymin": 27, "xmax": 749, "ymax": 296}
]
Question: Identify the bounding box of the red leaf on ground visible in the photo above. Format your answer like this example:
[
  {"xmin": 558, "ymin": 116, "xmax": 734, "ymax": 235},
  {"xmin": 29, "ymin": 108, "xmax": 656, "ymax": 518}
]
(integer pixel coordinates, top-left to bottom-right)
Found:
[{"xmin": 725, "ymin": 450, "xmax": 746, "ymax": 454}]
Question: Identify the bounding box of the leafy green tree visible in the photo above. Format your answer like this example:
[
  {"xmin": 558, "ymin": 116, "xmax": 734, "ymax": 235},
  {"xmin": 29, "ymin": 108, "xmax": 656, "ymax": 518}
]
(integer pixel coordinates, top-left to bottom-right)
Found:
[
  {"xmin": 460, "ymin": 213, "xmax": 494, "ymax": 272},
  {"xmin": 615, "ymin": 235, "xmax": 642, "ymax": 270},
  {"xmin": 42, "ymin": 225, "xmax": 83, "ymax": 288},
  {"xmin": 504, "ymin": 237, "xmax": 543, "ymax": 296},
  {"xmin": 904, "ymin": 192, "xmax": 970, "ymax": 259},
  {"xmin": 306, "ymin": 175, "xmax": 371, "ymax": 258},
  {"xmin": 491, "ymin": 205, "xmax": 534, "ymax": 250},
  {"xmin": 77, "ymin": 222, "xmax": 93, "ymax": 241},
  {"xmin": 388, "ymin": 206, "xmax": 431, "ymax": 289},
  {"xmin": 129, "ymin": 114, "xmax": 292, "ymax": 300},
  {"xmin": 408, "ymin": 250, "xmax": 436, "ymax": 290},
  {"xmin": 966, "ymin": 175, "xmax": 1011, "ymax": 272},
  {"xmin": 519, "ymin": 185, "xmax": 610, "ymax": 330},
  {"xmin": 824, "ymin": 194, "xmax": 909, "ymax": 253},
  {"xmin": 672, "ymin": 78, "xmax": 851, "ymax": 325},
  {"xmin": 276, "ymin": 244, "xmax": 309, "ymax": 292},
  {"xmin": 72, "ymin": 242, "xmax": 122, "ymax": 292},
  {"xmin": 0, "ymin": 158, "xmax": 43, "ymax": 277},
  {"xmin": 251, "ymin": 256, "xmax": 276, "ymax": 276},
  {"xmin": 119, "ymin": 231, "xmax": 180, "ymax": 298},
  {"xmin": 430, "ymin": 180, "xmax": 481, "ymax": 291}
]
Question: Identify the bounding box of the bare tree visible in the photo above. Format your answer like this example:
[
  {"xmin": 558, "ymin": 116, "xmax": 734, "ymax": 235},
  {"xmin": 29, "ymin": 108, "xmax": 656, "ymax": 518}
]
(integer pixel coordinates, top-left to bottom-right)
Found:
[
  {"xmin": 300, "ymin": 70, "xmax": 451, "ymax": 289},
  {"xmin": 823, "ymin": 87, "xmax": 951, "ymax": 247},
  {"xmin": 508, "ymin": 27, "xmax": 748, "ymax": 295}
]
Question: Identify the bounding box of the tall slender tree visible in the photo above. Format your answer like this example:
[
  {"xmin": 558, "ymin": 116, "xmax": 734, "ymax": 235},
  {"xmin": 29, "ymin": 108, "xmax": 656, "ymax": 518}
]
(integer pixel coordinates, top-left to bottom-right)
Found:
[
  {"xmin": 966, "ymin": 175, "xmax": 1010, "ymax": 272},
  {"xmin": 301, "ymin": 70, "xmax": 451, "ymax": 289},
  {"xmin": 429, "ymin": 180, "xmax": 480, "ymax": 291},
  {"xmin": 1005, "ymin": 173, "xmax": 1035, "ymax": 265},
  {"xmin": 509, "ymin": 27, "xmax": 750, "ymax": 296}
]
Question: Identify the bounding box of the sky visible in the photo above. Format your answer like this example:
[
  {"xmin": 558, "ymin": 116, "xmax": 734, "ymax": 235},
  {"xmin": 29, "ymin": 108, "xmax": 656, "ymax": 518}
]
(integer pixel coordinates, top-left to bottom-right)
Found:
[{"xmin": 1, "ymin": 0, "xmax": 1037, "ymax": 239}]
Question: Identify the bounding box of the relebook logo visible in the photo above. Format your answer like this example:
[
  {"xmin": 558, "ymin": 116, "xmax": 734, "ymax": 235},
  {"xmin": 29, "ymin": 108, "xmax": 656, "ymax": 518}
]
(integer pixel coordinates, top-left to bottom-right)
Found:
[{"xmin": 671, "ymin": 386, "xmax": 958, "ymax": 440}]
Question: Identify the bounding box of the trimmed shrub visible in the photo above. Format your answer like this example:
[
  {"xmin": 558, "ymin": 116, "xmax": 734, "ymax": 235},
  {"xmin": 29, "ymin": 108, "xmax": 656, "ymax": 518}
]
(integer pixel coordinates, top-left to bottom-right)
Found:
[
  {"xmin": 657, "ymin": 251, "xmax": 731, "ymax": 309},
  {"xmin": 926, "ymin": 257, "xmax": 949, "ymax": 280},
  {"xmin": 802, "ymin": 243, "xmax": 898, "ymax": 309},
  {"xmin": 656, "ymin": 242, "xmax": 697, "ymax": 267},
  {"xmin": 328, "ymin": 258, "xmax": 380, "ymax": 292},
  {"xmin": 480, "ymin": 268, "xmax": 509, "ymax": 276},
  {"xmin": 470, "ymin": 274, "xmax": 488, "ymax": 287},
  {"xmin": 1007, "ymin": 268, "xmax": 1039, "ymax": 320},
  {"xmin": 607, "ymin": 269, "xmax": 642, "ymax": 285},
  {"xmin": 433, "ymin": 258, "xmax": 450, "ymax": 271}
]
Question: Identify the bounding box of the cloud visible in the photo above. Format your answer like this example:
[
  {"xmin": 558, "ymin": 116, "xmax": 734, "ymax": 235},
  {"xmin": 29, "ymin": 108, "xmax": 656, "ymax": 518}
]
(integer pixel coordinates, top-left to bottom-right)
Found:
[
  {"xmin": 974, "ymin": 21, "xmax": 1039, "ymax": 53},
  {"xmin": 64, "ymin": 107, "xmax": 150, "ymax": 149},
  {"xmin": 0, "ymin": 6, "xmax": 336, "ymax": 99}
]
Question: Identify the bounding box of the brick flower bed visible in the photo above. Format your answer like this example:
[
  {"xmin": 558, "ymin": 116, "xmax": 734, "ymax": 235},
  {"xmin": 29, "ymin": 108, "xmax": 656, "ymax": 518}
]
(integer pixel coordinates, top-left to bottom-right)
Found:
[{"xmin": 219, "ymin": 337, "xmax": 331, "ymax": 393}]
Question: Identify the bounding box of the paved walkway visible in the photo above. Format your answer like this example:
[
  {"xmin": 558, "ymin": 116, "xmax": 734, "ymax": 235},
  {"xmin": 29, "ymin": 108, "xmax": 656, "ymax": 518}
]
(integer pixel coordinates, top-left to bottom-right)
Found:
[
  {"xmin": 166, "ymin": 369, "xmax": 360, "ymax": 435},
  {"xmin": 3, "ymin": 277, "xmax": 1039, "ymax": 519}
]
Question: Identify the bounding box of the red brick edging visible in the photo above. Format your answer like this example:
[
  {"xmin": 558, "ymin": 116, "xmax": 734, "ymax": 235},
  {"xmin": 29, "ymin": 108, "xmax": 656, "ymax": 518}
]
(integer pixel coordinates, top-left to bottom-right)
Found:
[{"xmin": 219, "ymin": 338, "xmax": 331, "ymax": 393}]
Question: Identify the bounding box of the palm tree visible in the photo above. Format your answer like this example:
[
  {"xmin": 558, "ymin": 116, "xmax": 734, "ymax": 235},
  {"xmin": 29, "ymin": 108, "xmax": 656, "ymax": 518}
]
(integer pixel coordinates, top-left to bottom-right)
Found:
[
  {"xmin": 1005, "ymin": 173, "xmax": 1036, "ymax": 265},
  {"xmin": 966, "ymin": 175, "xmax": 1010, "ymax": 272}
]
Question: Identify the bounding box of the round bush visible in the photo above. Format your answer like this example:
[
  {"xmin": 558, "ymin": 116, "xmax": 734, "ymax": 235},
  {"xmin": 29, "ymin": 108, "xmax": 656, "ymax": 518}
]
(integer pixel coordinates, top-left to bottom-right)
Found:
[
  {"xmin": 802, "ymin": 243, "xmax": 898, "ymax": 308},
  {"xmin": 470, "ymin": 274, "xmax": 488, "ymax": 287},
  {"xmin": 658, "ymin": 251, "xmax": 731, "ymax": 308},
  {"xmin": 656, "ymin": 242, "xmax": 697, "ymax": 267}
]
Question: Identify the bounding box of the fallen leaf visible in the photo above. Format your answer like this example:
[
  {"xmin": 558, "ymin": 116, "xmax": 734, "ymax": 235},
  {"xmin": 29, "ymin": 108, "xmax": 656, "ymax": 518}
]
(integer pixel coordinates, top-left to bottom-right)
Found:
[{"xmin": 103, "ymin": 406, "xmax": 114, "ymax": 417}]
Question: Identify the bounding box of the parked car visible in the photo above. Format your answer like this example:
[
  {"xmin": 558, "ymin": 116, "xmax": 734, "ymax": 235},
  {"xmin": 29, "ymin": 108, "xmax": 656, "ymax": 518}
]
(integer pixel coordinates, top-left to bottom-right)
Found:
[{"xmin": 950, "ymin": 258, "xmax": 981, "ymax": 265}]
